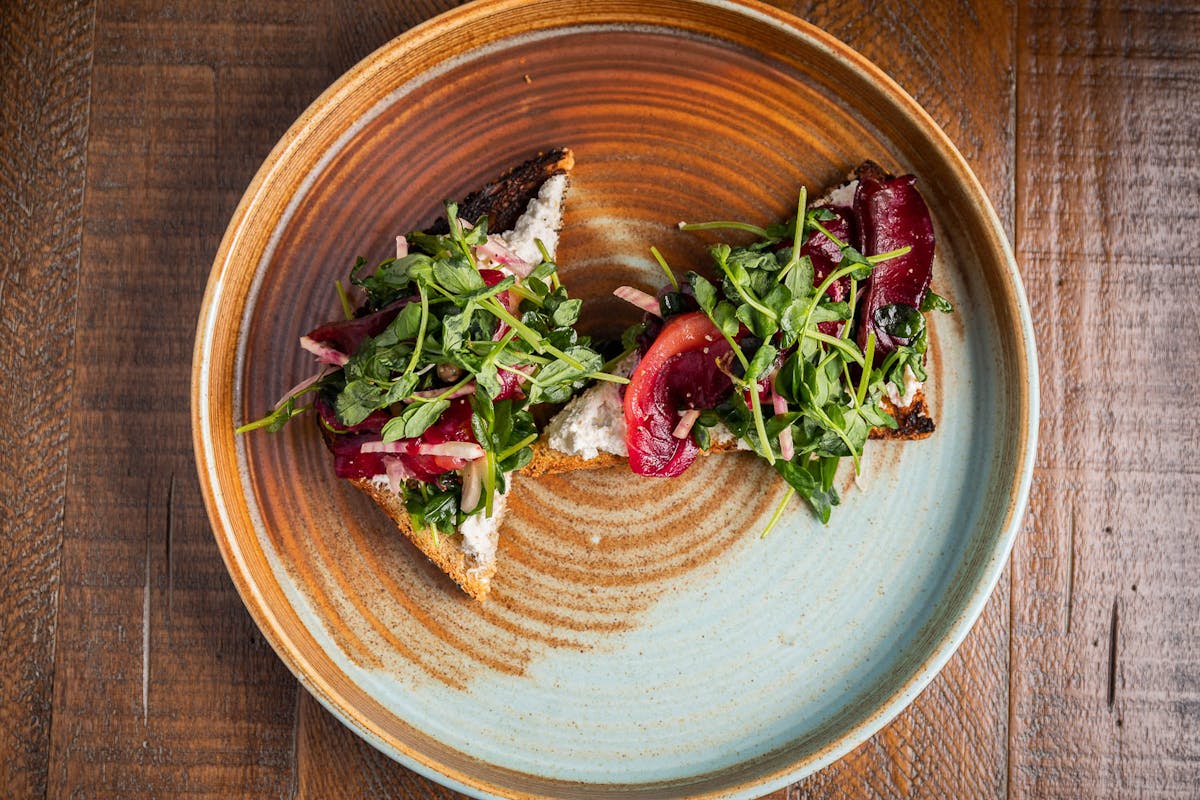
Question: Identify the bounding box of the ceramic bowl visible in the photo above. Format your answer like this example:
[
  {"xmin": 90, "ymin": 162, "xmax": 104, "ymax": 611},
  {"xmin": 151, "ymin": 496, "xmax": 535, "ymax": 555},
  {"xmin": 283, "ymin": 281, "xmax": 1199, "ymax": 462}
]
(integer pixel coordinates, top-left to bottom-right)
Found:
[{"xmin": 192, "ymin": 0, "xmax": 1038, "ymax": 796}]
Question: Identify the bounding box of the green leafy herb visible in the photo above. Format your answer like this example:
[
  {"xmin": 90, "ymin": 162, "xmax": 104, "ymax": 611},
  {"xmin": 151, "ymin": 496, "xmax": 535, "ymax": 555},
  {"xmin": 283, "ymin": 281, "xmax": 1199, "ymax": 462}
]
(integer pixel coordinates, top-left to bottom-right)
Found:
[
  {"xmin": 669, "ymin": 195, "xmax": 948, "ymax": 527},
  {"xmin": 238, "ymin": 201, "xmax": 626, "ymax": 537}
]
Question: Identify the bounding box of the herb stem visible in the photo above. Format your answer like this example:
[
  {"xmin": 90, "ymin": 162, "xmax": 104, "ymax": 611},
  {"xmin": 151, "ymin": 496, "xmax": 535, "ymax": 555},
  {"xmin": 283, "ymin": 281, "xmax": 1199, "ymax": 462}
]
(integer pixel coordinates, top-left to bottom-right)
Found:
[
  {"xmin": 335, "ymin": 280, "xmax": 354, "ymax": 320},
  {"xmin": 506, "ymin": 283, "xmax": 543, "ymax": 306},
  {"xmin": 497, "ymin": 432, "xmax": 538, "ymax": 462},
  {"xmin": 805, "ymin": 330, "xmax": 865, "ymax": 365},
  {"xmin": 748, "ymin": 384, "xmax": 776, "ymax": 466},
  {"xmin": 715, "ymin": 253, "xmax": 777, "ymax": 321},
  {"xmin": 809, "ymin": 405, "xmax": 861, "ymax": 472},
  {"xmin": 867, "ymin": 245, "xmax": 912, "ymax": 264},
  {"xmin": 857, "ymin": 331, "xmax": 876, "ymax": 407},
  {"xmin": 797, "ymin": 260, "xmax": 865, "ymax": 340},
  {"xmin": 760, "ymin": 487, "xmax": 796, "ymax": 538},
  {"xmin": 483, "ymin": 449, "xmax": 496, "ymax": 516},
  {"xmin": 585, "ymin": 372, "xmax": 631, "ymax": 385},
  {"xmin": 650, "ymin": 246, "xmax": 679, "ymax": 291},
  {"xmin": 778, "ymin": 186, "xmax": 808, "ymax": 282},
  {"xmin": 678, "ymin": 220, "xmax": 772, "ymax": 238},
  {"xmin": 402, "ymin": 284, "xmax": 430, "ymax": 376},
  {"xmin": 809, "ymin": 219, "xmax": 847, "ymax": 250},
  {"xmin": 409, "ymin": 374, "xmax": 473, "ymax": 404}
]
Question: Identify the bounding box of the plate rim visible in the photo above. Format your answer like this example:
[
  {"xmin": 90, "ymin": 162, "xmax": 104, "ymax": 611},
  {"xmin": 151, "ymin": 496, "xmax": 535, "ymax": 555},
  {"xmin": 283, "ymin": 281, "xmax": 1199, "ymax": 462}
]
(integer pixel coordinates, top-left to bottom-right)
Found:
[{"xmin": 191, "ymin": 0, "xmax": 1040, "ymax": 796}]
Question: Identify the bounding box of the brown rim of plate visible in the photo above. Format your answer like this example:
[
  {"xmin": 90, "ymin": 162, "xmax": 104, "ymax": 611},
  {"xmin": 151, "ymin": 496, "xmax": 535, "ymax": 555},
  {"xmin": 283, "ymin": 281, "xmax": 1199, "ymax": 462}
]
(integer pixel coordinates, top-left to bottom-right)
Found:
[{"xmin": 191, "ymin": 0, "xmax": 1039, "ymax": 796}]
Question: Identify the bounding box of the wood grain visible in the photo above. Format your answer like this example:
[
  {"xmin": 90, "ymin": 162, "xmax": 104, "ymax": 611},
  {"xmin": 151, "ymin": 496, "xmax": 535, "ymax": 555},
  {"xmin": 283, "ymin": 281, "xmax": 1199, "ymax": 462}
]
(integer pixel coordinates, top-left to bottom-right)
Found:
[
  {"xmin": 0, "ymin": 1, "xmax": 95, "ymax": 797},
  {"xmin": 1010, "ymin": 1, "xmax": 1200, "ymax": 797},
  {"xmin": 42, "ymin": 3, "xmax": 340, "ymax": 796}
]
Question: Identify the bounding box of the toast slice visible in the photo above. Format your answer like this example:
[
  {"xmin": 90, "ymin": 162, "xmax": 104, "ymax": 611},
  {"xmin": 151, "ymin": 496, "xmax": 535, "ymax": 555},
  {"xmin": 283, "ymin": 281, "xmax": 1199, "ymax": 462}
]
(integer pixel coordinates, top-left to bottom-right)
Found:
[
  {"xmin": 526, "ymin": 172, "xmax": 937, "ymax": 478},
  {"xmin": 344, "ymin": 148, "xmax": 574, "ymax": 601},
  {"xmin": 334, "ymin": 156, "xmax": 935, "ymax": 597}
]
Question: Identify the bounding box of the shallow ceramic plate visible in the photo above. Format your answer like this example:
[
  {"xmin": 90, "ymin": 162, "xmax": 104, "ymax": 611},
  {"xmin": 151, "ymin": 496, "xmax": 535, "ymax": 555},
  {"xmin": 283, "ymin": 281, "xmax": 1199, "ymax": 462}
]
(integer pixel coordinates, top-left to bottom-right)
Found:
[{"xmin": 192, "ymin": 0, "xmax": 1038, "ymax": 797}]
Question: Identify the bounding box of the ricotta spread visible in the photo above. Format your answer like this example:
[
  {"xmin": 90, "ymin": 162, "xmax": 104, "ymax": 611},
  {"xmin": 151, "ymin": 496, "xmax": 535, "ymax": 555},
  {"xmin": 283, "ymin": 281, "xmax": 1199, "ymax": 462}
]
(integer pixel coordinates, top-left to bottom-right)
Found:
[
  {"xmin": 820, "ymin": 179, "xmax": 857, "ymax": 208},
  {"xmin": 544, "ymin": 353, "xmax": 635, "ymax": 460},
  {"xmin": 499, "ymin": 172, "xmax": 568, "ymax": 265},
  {"xmin": 885, "ymin": 364, "xmax": 923, "ymax": 408},
  {"xmin": 460, "ymin": 490, "xmax": 507, "ymax": 570}
]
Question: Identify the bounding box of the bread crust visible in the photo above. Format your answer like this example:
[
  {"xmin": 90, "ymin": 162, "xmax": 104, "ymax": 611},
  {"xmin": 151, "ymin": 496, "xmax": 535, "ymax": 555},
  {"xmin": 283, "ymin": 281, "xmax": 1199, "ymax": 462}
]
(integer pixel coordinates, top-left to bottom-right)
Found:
[{"xmin": 350, "ymin": 477, "xmax": 495, "ymax": 601}]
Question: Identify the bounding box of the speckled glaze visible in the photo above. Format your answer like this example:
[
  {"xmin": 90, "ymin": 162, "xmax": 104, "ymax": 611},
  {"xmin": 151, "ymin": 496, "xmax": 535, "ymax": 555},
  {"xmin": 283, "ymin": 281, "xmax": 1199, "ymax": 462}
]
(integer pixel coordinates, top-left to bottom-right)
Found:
[{"xmin": 191, "ymin": 1, "xmax": 1038, "ymax": 797}]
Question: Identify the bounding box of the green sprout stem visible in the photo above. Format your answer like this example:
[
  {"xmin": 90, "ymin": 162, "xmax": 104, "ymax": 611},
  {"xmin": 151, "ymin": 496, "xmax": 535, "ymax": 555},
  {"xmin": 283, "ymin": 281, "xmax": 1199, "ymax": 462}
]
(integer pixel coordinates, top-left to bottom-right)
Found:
[
  {"xmin": 402, "ymin": 284, "xmax": 430, "ymax": 376},
  {"xmin": 760, "ymin": 487, "xmax": 796, "ymax": 538},
  {"xmin": 679, "ymin": 220, "xmax": 771, "ymax": 238},
  {"xmin": 497, "ymin": 432, "xmax": 538, "ymax": 462},
  {"xmin": 335, "ymin": 280, "xmax": 354, "ymax": 320},
  {"xmin": 650, "ymin": 246, "xmax": 679, "ymax": 291}
]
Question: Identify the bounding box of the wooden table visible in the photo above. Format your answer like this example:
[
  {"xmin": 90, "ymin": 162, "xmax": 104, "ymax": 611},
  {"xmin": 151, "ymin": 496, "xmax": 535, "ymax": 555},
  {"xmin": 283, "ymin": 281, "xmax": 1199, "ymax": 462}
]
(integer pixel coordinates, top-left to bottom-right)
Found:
[{"xmin": 4, "ymin": 1, "xmax": 1197, "ymax": 797}]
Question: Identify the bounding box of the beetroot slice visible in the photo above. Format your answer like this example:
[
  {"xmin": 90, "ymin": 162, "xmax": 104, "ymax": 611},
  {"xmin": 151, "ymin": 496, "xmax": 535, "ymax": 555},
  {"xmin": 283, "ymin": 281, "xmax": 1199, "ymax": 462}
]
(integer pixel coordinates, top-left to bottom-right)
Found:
[
  {"xmin": 800, "ymin": 204, "xmax": 858, "ymax": 336},
  {"xmin": 320, "ymin": 396, "xmax": 479, "ymax": 482},
  {"xmin": 624, "ymin": 312, "xmax": 733, "ymax": 477},
  {"xmin": 853, "ymin": 162, "xmax": 935, "ymax": 362},
  {"xmin": 304, "ymin": 298, "xmax": 411, "ymax": 358}
]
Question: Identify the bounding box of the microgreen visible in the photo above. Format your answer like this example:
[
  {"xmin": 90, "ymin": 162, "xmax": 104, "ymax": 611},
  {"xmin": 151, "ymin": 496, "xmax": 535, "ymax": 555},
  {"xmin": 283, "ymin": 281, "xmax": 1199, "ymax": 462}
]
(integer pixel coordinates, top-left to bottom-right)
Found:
[
  {"xmin": 669, "ymin": 193, "xmax": 943, "ymax": 527},
  {"xmin": 238, "ymin": 201, "xmax": 622, "ymax": 536}
]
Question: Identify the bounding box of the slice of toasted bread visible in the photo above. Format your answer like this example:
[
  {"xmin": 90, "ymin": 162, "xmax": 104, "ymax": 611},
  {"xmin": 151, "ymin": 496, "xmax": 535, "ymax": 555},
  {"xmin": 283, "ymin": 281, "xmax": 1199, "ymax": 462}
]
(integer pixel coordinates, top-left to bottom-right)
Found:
[
  {"xmin": 350, "ymin": 476, "xmax": 497, "ymax": 600},
  {"xmin": 527, "ymin": 169, "xmax": 936, "ymax": 476},
  {"xmin": 346, "ymin": 149, "xmax": 573, "ymax": 600}
]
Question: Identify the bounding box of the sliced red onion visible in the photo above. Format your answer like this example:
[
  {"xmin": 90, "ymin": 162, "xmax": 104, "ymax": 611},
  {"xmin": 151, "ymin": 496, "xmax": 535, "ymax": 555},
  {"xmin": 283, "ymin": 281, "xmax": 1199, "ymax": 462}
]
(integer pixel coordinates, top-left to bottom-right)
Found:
[
  {"xmin": 772, "ymin": 375, "xmax": 794, "ymax": 461},
  {"xmin": 614, "ymin": 285, "xmax": 662, "ymax": 317},
  {"xmin": 404, "ymin": 382, "xmax": 476, "ymax": 402},
  {"xmin": 395, "ymin": 235, "xmax": 408, "ymax": 259},
  {"xmin": 299, "ymin": 335, "xmax": 349, "ymax": 366},
  {"xmin": 361, "ymin": 439, "xmax": 407, "ymax": 454},
  {"xmin": 418, "ymin": 441, "xmax": 485, "ymax": 460},
  {"xmin": 385, "ymin": 458, "xmax": 411, "ymax": 494},
  {"xmin": 672, "ymin": 409, "xmax": 702, "ymax": 439},
  {"xmin": 476, "ymin": 235, "xmax": 534, "ymax": 277},
  {"xmin": 459, "ymin": 459, "xmax": 484, "ymax": 512},
  {"xmin": 273, "ymin": 366, "xmax": 335, "ymax": 410}
]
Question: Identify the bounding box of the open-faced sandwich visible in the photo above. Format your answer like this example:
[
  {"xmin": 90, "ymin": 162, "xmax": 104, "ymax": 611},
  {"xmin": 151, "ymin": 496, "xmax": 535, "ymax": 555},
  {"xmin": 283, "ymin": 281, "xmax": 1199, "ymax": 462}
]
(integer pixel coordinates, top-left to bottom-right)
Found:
[
  {"xmin": 539, "ymin": 161, "xmax": 952, "ymax": 529},
  {"xmin": 238, "ymin": 149, "xmax": 628, "ymax": 599},
  {"xmin": 240, "ymin": 153, "xmax": 951, "ymax": 598}
]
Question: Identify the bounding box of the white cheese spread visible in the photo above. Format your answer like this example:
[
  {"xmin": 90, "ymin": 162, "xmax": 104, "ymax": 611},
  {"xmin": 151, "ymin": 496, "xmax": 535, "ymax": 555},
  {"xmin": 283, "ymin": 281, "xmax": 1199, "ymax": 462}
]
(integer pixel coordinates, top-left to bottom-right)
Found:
[
  {"xmin": 820, "ymin": 179, "xmax": 857, "ymax": 208},
  {"xmin": 499, "ymin": 172, "xmax": 567, "ymax": 264},
  {"xmin": 459, "ymin": 489, "xmax": 507, "ymax": 570},
  {"xmin": 545, "ymin": 379, "xmax": 629, "ymax": 460},
  {"xmin": 544, "ymin": 353, "xmax": 635, "ymax": 460},
  {"xmin": 885, "ymin": 364, "xmax": 923, "ymax": 408}
]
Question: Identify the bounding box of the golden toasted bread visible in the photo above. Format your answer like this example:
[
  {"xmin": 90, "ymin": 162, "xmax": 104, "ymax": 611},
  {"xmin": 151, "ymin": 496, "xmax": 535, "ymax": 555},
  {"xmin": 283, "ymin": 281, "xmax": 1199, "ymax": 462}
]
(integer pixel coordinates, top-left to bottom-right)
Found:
[
  {"xmin": 344, "ymin": 149, "xmax": 573, "ymax": 600},
  {"xmin": 351, "ymin": 477, "xmax": 495, "ymax": 601}
]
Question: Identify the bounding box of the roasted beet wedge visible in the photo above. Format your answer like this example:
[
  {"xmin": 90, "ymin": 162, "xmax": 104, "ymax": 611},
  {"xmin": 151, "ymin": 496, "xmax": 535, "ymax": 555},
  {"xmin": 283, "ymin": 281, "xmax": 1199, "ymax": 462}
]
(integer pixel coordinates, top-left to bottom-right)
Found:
[
  {"xmin": 319, "ymin": 396, "xmax": 480, "ymax": 482},
  {"xmin": 801, "ymin": 204, "xmax": 858, "ymax": 336},
  {"xmin": 853, "ymin": 161, "xmax": 935, "ymax": 361},
  {"xmin": 624, "ymin": 312, "xmax": 733, "ymax": 477},
  {"xmin": 302, "ymin": 298, "xmax": 412, "ymax": 360}
]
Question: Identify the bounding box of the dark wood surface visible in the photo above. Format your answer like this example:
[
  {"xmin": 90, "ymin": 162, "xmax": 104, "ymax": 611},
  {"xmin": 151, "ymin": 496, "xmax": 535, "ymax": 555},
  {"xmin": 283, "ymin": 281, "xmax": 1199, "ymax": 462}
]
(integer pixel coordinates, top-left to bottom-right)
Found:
[{"xmin": 2, "ymin": 0, "xmax": 1196, "ymax": 797}]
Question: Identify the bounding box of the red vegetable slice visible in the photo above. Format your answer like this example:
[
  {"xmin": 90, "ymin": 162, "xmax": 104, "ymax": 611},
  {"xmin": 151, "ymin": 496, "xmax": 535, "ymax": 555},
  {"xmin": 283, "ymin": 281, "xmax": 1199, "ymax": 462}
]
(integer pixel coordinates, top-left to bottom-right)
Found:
[
  {"xmin": 801, "ymin": 205, "xmax": 858, "ymax": 336},
  {"xmin": 853, "ymin": 162, "xmax": 935, "ymax": 361},
  {"xmin": 320, "ymin": 397, "xmax": 480, "ymax": 482},
  {"xmin": 303, "ymin": 297, "xmax": 411, "ymax": 358},
  {"xmin": 624, "ymin": 311, "xmax": 733, "ymax": 477}
]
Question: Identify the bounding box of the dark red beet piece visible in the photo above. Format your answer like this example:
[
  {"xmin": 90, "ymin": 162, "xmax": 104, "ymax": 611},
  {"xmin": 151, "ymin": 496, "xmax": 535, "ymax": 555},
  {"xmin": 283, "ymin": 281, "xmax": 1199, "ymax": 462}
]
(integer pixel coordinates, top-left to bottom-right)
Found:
[
  {"xmin": 853, "ymin": 162, "xmax": 935, "ymax": 362},
  {"xmin": 303, "ymin": 298, "xmax": 412, "ymax": 357},
  {"xmin": 319, "ymin": 397, "xmax": 479, "ymax": 483},
  {"xmin": 624, "ymin": 312, "xmax": 733, "ymax": 477},
  {"xmin": 800, "ymin": 205, "xmax": 858, "ymax": 336}
]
